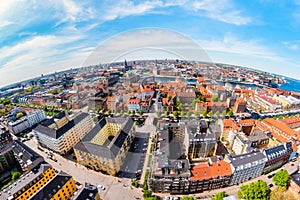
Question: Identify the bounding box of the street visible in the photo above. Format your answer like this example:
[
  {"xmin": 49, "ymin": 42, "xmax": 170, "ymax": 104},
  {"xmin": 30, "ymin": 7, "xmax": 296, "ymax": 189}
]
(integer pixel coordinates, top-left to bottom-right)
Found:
[{"xmin": 24, "ymin": 138, "xmax": 143, "ymax": 200}]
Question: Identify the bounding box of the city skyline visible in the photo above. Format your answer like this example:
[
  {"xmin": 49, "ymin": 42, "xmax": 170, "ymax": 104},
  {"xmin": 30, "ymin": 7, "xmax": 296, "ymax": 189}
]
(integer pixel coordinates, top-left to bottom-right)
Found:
[{"xmin": 1, "ymin": 0, "xmax": 300, "ymax": 87}]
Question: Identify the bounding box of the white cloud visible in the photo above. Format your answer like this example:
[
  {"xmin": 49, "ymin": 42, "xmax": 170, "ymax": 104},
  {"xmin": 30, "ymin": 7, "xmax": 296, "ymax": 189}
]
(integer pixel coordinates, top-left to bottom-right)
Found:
[
  {"xmin": 283, "ymin": 40, "xmax": 300, "ymax": 50},
  {"xmin": 199, "ymin": 34, "xmax": 282, "ymax": 62}
]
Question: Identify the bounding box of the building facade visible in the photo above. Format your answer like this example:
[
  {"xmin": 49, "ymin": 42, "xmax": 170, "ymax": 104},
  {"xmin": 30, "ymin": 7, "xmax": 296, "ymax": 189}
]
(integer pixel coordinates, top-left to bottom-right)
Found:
[{"xmin": 34, "ymin": 112, "xmax": 94, "ymax": 154}]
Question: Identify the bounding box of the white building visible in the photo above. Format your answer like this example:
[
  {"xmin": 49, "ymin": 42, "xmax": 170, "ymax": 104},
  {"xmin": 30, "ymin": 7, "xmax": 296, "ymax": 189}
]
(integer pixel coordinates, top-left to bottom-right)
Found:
[
  {"xmin": 26, "ymin": 109, "xmax": 47, "ymax": 127},
  {"xmin": 34, "ymin": 112, "xmax": 94, "ymax": 154}
]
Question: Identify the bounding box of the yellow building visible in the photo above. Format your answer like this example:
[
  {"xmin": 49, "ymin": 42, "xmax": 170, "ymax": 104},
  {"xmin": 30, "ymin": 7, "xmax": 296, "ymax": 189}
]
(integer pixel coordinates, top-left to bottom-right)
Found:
[
  {"xmin": 29, "ymin": 171, "xmax": 76, "ymax": 200},
  {"xmin": 272, "ymin": 95, "xmax": 291, "ymax": 109},
  {"xmin": 0, "ymin": 163, "xmax": 55, "ymax": 200},
  {"xmin": 74, "ymin": 117, "xmax": 135, "ymax": 175}
]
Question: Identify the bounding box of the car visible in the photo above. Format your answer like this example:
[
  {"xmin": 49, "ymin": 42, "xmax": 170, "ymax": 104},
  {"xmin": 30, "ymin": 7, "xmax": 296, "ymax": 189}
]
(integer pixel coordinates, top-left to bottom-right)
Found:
[
  {"xmin": 291, "ymin": 163, "xmax": 295, "ymax": 166},
  {"xmin": 268, "ymin": 183, "xmax": 273, "ymax": 188},
  {"xmin": 267, "ymin": 174, "xmax": 274, "ymax": 179},
  {"xmin": 97, "ymin": 184, "xmax": 105, "ymax": 190}
]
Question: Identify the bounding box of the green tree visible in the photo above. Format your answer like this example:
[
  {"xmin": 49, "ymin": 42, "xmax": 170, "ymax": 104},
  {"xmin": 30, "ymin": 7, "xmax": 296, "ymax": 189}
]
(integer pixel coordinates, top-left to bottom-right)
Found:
[
  {"xmin": 11, "ymin": 171, "xmax": 21, "ymax": 181},
  {"xmin": 237, "ymin": 180, "xmax": 269, "ymax": 200},
  {"xmin": 107, "ymin": 110, "xmax": 111, "ymax": 115},
  {"xmin": 120, "ymin": 110, "xmax": 124, "ymax": 115},
  {"xmin": 180, "ymin": 111, "xmax": 185, "ymax": 117},
  {"xmin": 208, "ymin": 111, "xmax": 213, "ymax": 117},
  {"xmin": 258, "ymin": 118, "xmax": 263, "ymax": 121},
  {"xmin": 212, "ymin": 95, "xmax": 219, "ymax": 102},
  {"xmin": 187, "ymin": 111, "xmax": 192, "ymax": 117},
  {"xmin": 156, "ymin": 111, "xmax": 161, "ymax": 117},
  {"xmin": 173, "ymin": 111, "xmax": 179, "ymax": 118},
  {"xmin": 228, "ymin": 109, "xmax": 234, "ymax": 117},
  {"xmin": 212, "ymin": 191, "xmax": 229, "ymax": 200},
  {"xmin": 202, "ymin": 110, "xmax": 208, "ymax": 118},
  {"xmin": 164, "ymin": 111, "xmax": 169, "ymax": 117},
  {"xmin": 178, "ymin": 103, "xmax": 183, "ymax": 111},
  {"xmin": 222, "ymin": 110, "xmax": 227, "ymax": 117},
  {"xmin": 139, "ymin": 110, "xmax": 143, "ymax": 116},
  {"xmin": 181, "ymin": 197, "xmax": 195, "ymax": 200},
  {"xmin": 195, "ymin": 111, "xmax": 200, "ymax": 117},
  {"xmin": 192, "ymin": 99, "xmax": 197, "ymax": 109},
  {"xmin": 131, "ymin": 179, "xmax": 139, "ymax": 188},
  {"xmin": 278, "ymin": 115, "xmax": 284, "ymax": 120},
  {"xmin": 132, "ymin": 110, "xmax": 136, "ymax": 115},
  {"xmin": 127, "ymin": 110, "xmax": 131, "ymax": 115},
  {"xmin": 144, "ymin": 197, "xmax": 159, "ymax": 200},
  {"xmin": 114, "ymin": 110, "xmax": 117, "ymax": 115},
  {"xmin": 201, "ymin": 96, "xmax": 206, "ymax": 102},
  {"xmin": 143, "ymin": 190, "xmax": 152, "ymax": 198},
  {"xmin": 215, "ymin": 111, "xmax": 220, "ymax": 117},
  {"xmin": 16, "ymin": 112, "xmax": 24, "ymax": 119},
  {"xmin": 273, "ymin": 169, "xmax": 290, "ymax": 189},
  {"xmin": 167, "ymin": 95, "xmax": 172, "ymax": 101}
]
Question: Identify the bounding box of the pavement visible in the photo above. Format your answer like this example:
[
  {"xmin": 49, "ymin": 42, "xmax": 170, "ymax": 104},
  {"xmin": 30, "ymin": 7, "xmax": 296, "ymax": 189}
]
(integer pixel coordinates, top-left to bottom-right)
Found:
[{"xmin": 24, "ymin": 138, "xmax": 143, "ymax": 200}]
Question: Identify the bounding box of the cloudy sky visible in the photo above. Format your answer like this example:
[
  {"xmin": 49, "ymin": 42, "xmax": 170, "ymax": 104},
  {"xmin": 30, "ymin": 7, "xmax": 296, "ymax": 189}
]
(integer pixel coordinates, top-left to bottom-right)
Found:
[{"xmin": 1, "ymin": 0, "xmax": 300, "ymax": 87}]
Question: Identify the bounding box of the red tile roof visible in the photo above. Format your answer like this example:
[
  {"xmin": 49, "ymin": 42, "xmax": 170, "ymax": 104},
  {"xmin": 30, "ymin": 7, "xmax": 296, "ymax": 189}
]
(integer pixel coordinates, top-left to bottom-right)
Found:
[{"xmin": 191, "ymin": 160, "xmax": 232, "ymax": 180}]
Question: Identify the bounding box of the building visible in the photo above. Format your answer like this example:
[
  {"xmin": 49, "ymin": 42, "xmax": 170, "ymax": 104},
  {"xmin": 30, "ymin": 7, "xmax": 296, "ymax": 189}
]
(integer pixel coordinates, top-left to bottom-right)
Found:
[
  {"xmin": 262, "ymin": 142, "xmax": 293, "ymax": 173},
  {"xmin": 148, "ymin": 121, "xmax": 190, "ymax": 194},
  {"xmin": 0, "ymin": 145, "xmax": 18, "ymax": 176},
  {"xmin": 0, "ymin": 163, "xmax": 55, "ymax": 200},
  {"xmin": 25, "ymin": 109, "xmax": 46, "ymax": 127},
  {"xmin": 176, "ymin": 91, "xmax": 196, "ymax": 104},
  {"xmin": 225, "ymin": 149, "xmax": 266, "ymax": 186},
  {"xmin": 107, "ymin": 96, "xmax": 118, "ymax": 111},
  {"xmin": 127, "ymin": 97, "xmax": 141, "ymax": 112},
  {"xmin": 71, "ymin": 183, "xmax": 100, "ymax": 200},
  {"xmin": 187, "ymin": 120, "xmax": 218, "ymax": 158},
  {"xmin": 233, "ymin": 98, "xmax": 246, "ymax": 113},
  {"xmin": 34, "ymin": 112, "xmax": 94, "ymax": 154},
  {"xmin": 29, "ymin": 171, "xmax": 77, "ymax": 200},
  {"xmin": 290, "ymin": 173, "xmax": 300, "ymax": 194},
  {"xmin": 7, "ymin": 117, "xmax": 30, "ymax": 135},
  {"xmin": 0, "ymin": 127, "xmax": 12, "ymax": 146},
  {"xmin": 74, "ymin": 117, "xmax": 135, "ymax": 175},
  {"xmin": 189, "ymin": 157, "xmax": 232, "ymax": 193}
]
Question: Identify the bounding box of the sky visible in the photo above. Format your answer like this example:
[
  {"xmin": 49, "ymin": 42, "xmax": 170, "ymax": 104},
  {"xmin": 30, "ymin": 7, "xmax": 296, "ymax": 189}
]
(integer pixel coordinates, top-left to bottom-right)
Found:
[{"xmin": 1, "ymin": 0, "xmax": 300, "ymax": 87}]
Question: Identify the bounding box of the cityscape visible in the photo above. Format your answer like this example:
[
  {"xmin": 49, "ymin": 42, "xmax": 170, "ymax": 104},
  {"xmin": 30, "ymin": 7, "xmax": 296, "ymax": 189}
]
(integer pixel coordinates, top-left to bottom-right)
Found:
[
  {"xmin": 1, "ymin": 1, "xmax": 300, "ymax": 200},
  {"xmin": 1, "ymin": 60, "xmax": 300, "ymax": 200}
]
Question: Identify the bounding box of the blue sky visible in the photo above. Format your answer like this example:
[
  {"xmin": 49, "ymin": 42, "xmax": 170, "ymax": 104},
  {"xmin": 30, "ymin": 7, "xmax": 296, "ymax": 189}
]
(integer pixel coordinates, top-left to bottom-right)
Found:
[{"xmin": 1, "ymin": 0, "xmax": 300, "ymax": 87}]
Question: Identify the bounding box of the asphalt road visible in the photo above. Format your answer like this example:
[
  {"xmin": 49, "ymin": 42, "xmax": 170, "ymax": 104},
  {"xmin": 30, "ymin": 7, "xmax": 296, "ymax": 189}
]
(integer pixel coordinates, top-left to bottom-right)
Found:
[{"xmin": 24, "ymin": 138, "xmax": 143, "ymax": 200}]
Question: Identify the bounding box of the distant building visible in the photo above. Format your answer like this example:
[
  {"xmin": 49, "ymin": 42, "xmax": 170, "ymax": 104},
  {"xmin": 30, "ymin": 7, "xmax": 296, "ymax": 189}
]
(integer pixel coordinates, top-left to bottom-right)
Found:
[
  {"xmin": 0, "ymin": 127, "xmax": 12, "ymax": 146},
  {"xmin": 128, "ymin": 97, "xmax": 141, "ymax": 112},
  {"xmin": 74, "ymin": 117, "xmax": 135, "ymax": 175},
  {"xmin": 233, "ymin": 98, "xmax": 246, "ymax": 113},
  {"xmin": 25, "ymin": 109, "xmax": 46, "ymax": 127},
  {"xmin": 34, "ymin": 112, "xmax": 94, "ymax": 154}
]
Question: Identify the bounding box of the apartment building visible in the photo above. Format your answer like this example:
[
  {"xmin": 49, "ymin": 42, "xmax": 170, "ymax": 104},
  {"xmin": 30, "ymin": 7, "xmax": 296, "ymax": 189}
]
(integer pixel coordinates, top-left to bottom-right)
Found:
[
  {"xmin": 189, "ymin": 157, "xmax": 232, "ymax": 193},
  {"xmin": 29, "ymin": 171, "xmax": 76, "ymax": 200},
  {"xmin": 0, "ymin": 163, "xmax": 55, "ymax": 200},
  {"xmin": 0, "ymin": 127, "xmax": 12, "ymax": 146},
  {"xmin": 34, "ymin": 112, "xmax": 93, "ymax": 154},
  {"xmin": 148, "ymin": 121, "xmax": 190, "ymax": 194},
  {"xmin": 187, "ymin": 120, "xmax": 217, "ymax": 158},
  {"xmin": 225, "ymin": 149, "xmax": 267, "ymax": 186},
  {"xmin": 71, "ymin": 183, "xmax": 100, "ymax": 200},
  {"xmin": 74, "ymin": 117, "xmax": 135, "ymax": 175},
  {"xmin": 25, "ymin": 109, "xmax": 46, "ymax": 127},
  {"xmin": 262, "ymin": 142, "xmax": 293, "ymax": 173}
]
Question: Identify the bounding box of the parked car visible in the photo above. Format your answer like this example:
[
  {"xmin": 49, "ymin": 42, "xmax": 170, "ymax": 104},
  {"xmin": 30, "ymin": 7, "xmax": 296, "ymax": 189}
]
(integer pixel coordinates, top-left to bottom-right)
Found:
[{"xmin": 97, "ymin": 184, "xmax": 105, "ymax": 190}]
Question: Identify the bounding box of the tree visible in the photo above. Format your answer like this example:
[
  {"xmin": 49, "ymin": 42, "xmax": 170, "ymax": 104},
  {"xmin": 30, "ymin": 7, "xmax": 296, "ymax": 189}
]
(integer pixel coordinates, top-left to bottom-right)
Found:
[
  {"xmin": 139, "ymin": 110, "xmax": 143, "ymax": 116},
  {"xmin": 258, "ymin": 118, "xmax": 263, "ymax": 121},
  {"xmin": 195, "ymin": 111, "xmax": 200, "ymax": 117},
  {"xmin": 164, "ymin": 111, "xmax": 169, "ymax": 117},
  {"xmin": 278, "ymin": 115, "xmax": 284, "ymax": 120},
  {"xmin": 192, "ymin": 99, "xmax": 197, "ymax": 109},
  {"xmin": 180, "ymin": 111, "xmax": 185, "ymax": 117},
  {"xmin": 202, "ymin": 110, "xmax": 208, "ymax": 118},
  {"xmin": 212, "ymin": 95, "xmax": 219, "ymax": 102},
  {"xmin": 107, "ymin": 110, "xmax": 111, "ymax": 115},
  {"xmin": 215, "ymin": 111, "xmax": 220, "ymax": 117},
  {"xmin": 270, "ymin": 187, "xmax": 297, "ymax": 200},
  {"xmin": 212, "ymin": 191, "xmax": 229, "ymax": 200},
  {"xmin": 131, "ymin": 179, "xmax": 139, "ymax": 188},
  {"xmin": 16, "ymin": 112, "xmax": 24, "ymax": 119},
  {"xmin": 173, "ymin": 111, "xmax": 179, "ymax": 118},
  {"xmin": 208, "ymin": 111, "xmax": 213, "ymax": 117},
  {"xmin": 11, "ymin": 171, "xmax": 21, "ymax": 181},
  {"xmin": 222, "ymin": 110, "xmax": 227, "ymax": 117},
  {"xmin": 181, "ymin": 197, "xmax": 195, "ymax": 200},
  {"xmin": 237, "ymin": 180, "xmax": 269, "ymax": 200},
  {"xmin": 144, "ymin": 197, "xmax": 159, "ymax": 200},
  {"xmin": 187, "ymin": 111, "xmax": 192, "ymax": 117},
  {"xmin": 178, "ymin": 103, "xmax": 183, "ymax": 111},
  {"xmin": 127, "ymin": 110, "xmax": 131, "ymax": 115},
  {"xmin": 114, "ymin": 110, "xmax": 117, "ymax": 115},
  {"xmin": 156, "ymin": 111, "xmax": 161, "ymax": 117},
  {"xmin": 132, "ymin": 110, "xmax": 136, "ymax": 115},
  {"xmin": 143, "ymin": 190, "xmax": 152, "ymax": 198},
  {"xmin": 228, "ymin": 109, "xmax": 234, "ymax": 117},
  {"xmin": 167, "ymin": 95, "xmax": 172, "ymax": 101},
  {"xmin": 120, "ymin": 110, "xmax": 124, "ymax": 115},
  {"xmin": 273, "ymin": 169, "xmax": 290, "ymax": 189}
]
